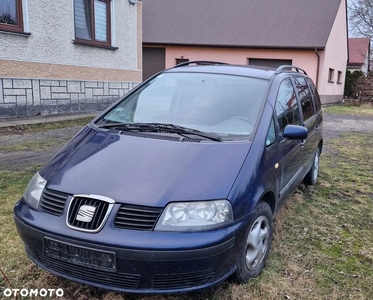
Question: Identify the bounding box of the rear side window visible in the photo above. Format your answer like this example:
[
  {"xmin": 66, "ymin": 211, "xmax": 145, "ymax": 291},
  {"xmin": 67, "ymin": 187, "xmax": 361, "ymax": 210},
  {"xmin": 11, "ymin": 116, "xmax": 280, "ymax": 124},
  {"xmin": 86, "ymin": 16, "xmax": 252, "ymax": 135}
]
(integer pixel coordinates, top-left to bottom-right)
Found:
[
  {"xmin": 306, "ymin": 78, "xmax": 322, "ymax": 112},
  {"xmin": 293, "ymin": 77, "xmax": 315, "ymax": 122},
  {"xmin": 275, "ymin": 78, "xmax": 300, "ymax": 132}
]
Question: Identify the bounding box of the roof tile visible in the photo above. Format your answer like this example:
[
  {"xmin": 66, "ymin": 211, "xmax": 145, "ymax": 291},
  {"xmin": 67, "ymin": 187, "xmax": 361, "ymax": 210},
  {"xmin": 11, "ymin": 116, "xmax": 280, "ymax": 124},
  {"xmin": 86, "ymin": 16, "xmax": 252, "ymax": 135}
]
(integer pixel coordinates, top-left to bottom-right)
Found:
[
  {"xmin": 143, "ymin": 0, "xmax": 342, "ymax": 49},
  {"xmin": 348, "ymin": 38, "xmax": 370, "ymax": 65}
]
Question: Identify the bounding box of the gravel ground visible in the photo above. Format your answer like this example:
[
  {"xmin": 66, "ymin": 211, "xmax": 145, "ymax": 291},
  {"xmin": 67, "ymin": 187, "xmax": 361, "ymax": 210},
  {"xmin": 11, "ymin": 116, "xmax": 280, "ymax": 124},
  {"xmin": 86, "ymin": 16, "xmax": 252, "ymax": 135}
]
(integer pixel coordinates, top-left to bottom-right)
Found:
[
  {"xmin": 0, "ymin": 113, "xmax": 372, "ymax": 171},
  {"xmin": 322, "ymin": 113, "xmax": 373, "ymax": 138}
]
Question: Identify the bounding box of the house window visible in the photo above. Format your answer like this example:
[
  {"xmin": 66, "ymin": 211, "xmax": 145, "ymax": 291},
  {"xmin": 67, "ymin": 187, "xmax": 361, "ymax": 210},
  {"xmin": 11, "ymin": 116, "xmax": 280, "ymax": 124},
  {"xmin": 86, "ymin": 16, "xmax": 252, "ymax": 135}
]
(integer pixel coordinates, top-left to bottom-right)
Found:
[
  {"xmin": 328, "ymin": 68, "xmax": 335, "ymax": 83},
  {"xmin": 0, "ymin": 0, "xmax": 23, "ymax": 33},
  {"xmin": 337, "ymin": 71, "xmax": 342, "ymax": 84},
  {"xmin": 248, "ymin": 58, "xmax": 292, "ymax": 68},
  {"xmin": 175, "ymin": 58, "xmax": 189, "ymax": 65},
  {"xmin": 74, "ymin": 0, "xmax": 111, "ymax": 47}
]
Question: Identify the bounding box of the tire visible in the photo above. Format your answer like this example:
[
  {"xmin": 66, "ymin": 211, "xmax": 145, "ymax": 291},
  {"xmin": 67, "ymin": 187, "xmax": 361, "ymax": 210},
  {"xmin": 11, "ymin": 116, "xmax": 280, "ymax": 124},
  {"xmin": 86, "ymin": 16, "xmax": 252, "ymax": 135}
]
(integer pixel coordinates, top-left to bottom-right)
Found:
[
  {"xmin": 304, "ymin": 148, "xmax": 320, "ymax": 185},
  {"xmin": 232, "ymin": 202, "xmax": 273, "ymax": 283}
]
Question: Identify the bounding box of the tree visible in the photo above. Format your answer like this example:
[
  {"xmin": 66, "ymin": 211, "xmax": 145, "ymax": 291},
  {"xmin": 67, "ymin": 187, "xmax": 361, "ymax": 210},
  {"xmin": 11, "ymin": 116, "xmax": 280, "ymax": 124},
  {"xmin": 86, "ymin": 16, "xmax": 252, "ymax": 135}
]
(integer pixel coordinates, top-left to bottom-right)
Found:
[{"xmin": 349, "ymin": 0, "xmax": 373, "ymax": 39}]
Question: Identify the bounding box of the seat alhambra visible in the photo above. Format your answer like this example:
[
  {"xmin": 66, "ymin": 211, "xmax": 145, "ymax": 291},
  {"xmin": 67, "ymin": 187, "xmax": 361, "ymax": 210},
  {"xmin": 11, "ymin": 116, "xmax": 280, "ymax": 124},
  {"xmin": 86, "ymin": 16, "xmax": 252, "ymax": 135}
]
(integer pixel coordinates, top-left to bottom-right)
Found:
[{"xmin": 14, "ymin": 61, "xmax": 323, "ymax": 293}]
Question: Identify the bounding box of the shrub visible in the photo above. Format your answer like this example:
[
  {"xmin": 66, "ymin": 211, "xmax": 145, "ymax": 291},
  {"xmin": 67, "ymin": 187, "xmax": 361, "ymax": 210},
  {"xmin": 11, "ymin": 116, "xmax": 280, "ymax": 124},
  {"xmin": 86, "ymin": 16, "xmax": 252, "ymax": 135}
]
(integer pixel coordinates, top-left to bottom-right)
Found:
[{"xmin": 344, "ymin": 70, "xmax": 363, "ymax": 98}]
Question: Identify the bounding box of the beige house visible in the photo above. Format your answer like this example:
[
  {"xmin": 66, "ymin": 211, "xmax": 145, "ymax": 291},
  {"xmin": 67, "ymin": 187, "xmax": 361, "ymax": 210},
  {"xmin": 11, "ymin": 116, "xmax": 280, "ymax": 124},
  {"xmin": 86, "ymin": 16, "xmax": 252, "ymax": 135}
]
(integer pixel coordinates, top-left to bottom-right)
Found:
[
  {"xmin": 143, "ymin": 0, "xmax": 348, "ymax": 104},
  {"xmin": 0, "ymin": 0, "xmax": 142, "ymax": 118}
]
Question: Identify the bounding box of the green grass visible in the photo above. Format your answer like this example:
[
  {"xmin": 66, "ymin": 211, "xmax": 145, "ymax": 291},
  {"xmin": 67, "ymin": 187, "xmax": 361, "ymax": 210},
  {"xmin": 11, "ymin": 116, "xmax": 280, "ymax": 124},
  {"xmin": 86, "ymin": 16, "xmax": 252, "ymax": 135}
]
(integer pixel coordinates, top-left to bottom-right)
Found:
[
  {"xmin": 0, "ymin": 167, "xmax": 42, "ymax": 297},
  {"xmin": 323, "ymin": 103, "xmax": 373, "ymax": 116},
  {"xmin": 1, "ymin": 133, "xmax": 373, "ymax": 300}
]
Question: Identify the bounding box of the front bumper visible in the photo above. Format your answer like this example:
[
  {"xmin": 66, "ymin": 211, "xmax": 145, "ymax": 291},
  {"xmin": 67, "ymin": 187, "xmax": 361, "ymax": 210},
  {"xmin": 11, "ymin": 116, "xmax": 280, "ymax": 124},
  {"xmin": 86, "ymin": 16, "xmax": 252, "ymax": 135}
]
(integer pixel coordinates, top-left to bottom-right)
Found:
[{"xmin": 14, "ymin": 199, "xmax": 249, "ymax": 294}]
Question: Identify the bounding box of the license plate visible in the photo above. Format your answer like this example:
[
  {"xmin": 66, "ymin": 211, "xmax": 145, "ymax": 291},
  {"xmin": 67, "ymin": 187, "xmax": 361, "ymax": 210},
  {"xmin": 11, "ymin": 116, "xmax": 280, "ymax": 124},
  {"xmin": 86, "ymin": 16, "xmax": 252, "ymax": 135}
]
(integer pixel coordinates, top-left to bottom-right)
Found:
[{"xmin": 44, "ymin": 238, "xmax": 116, "ymax": 272}]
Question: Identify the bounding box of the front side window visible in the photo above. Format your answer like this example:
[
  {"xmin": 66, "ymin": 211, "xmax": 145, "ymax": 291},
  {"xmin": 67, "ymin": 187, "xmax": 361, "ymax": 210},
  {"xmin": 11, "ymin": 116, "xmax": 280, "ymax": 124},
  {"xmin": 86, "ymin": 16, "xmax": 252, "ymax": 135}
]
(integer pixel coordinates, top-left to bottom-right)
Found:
[
  {"xmin": 99, "ymin": 72, "xmax": 269, "ymax": 140},
  {"xmin": 74, "ymin": 0, "xmax": 111, "ymax": 46},
  {"xmin": 266, "ymin": 118, "xmax": 276, "ymax": 147},
  {"xmin": 0, "ymin": 0, "xmax": 23, "ymax": 33},
  {"xmin": 275, "ymin": 78, "xmax": 300, "ymax": 132}
]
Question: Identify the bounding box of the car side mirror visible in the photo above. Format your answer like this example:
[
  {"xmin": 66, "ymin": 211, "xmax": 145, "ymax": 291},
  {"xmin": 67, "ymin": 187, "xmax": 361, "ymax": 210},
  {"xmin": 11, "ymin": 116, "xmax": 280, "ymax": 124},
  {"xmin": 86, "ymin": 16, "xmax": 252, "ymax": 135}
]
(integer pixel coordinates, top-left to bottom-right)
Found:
[{"xmin": 283, "ymin": 125, "xmax": 308, "ymax": 140}]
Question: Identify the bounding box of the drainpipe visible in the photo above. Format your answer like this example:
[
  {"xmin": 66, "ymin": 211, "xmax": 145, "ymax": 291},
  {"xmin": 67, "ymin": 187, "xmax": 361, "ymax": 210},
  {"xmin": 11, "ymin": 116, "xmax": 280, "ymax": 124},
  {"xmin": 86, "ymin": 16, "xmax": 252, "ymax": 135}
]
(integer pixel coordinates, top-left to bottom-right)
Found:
[{"xmin": 314, "ymin": 48, "xmax": 320, "ymax": 89}]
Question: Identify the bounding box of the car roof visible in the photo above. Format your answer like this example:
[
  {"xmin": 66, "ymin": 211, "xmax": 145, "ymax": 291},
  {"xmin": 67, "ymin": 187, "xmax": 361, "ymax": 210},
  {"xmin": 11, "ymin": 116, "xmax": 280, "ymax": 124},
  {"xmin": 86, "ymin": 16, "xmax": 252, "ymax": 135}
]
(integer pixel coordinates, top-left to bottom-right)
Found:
[{"xmin": 163, "ymin": 62, "xmax": 308, "ymax": 80}]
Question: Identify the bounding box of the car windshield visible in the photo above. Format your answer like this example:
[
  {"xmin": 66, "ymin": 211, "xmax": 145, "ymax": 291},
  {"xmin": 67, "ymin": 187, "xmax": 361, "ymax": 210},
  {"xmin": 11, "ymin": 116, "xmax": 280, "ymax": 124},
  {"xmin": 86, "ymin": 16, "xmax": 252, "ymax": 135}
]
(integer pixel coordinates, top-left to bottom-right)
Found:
[{"xmin": 98, "ymin": 72, "xmax": 268, "ymax": 140}]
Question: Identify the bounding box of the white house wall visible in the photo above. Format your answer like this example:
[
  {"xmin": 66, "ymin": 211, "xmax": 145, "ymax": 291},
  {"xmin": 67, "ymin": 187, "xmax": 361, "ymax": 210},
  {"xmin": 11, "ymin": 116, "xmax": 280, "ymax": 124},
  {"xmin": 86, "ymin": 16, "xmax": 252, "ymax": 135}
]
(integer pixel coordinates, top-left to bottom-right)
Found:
[
  {"xmin": 0, "ymin": 0, "xmax": 142, "ymax": 118},
  {"xmin": 362, "ymin": 49, "xmax": 369, "ymax": 74}
]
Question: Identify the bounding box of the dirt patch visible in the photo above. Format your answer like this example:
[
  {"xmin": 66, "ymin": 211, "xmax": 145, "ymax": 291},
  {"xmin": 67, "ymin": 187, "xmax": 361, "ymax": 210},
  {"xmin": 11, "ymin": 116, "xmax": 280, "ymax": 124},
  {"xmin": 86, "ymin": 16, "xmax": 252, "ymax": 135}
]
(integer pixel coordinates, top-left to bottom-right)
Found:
[
  {"xmin": 0, "ymin": 126, "xmax": 82, "ymax": 171},
  {"xmin": 0, "ymin": 126, "xmax": 81, "ymax": 148}
]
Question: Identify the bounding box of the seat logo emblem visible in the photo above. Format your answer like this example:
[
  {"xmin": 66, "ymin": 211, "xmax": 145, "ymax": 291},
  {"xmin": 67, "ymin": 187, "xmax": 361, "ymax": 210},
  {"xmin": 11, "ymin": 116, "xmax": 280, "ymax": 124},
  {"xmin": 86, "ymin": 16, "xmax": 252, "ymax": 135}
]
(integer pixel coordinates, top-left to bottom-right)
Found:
[{"xmin": 76, "ymin": 205, "xmax": 96, "ymax": 222}]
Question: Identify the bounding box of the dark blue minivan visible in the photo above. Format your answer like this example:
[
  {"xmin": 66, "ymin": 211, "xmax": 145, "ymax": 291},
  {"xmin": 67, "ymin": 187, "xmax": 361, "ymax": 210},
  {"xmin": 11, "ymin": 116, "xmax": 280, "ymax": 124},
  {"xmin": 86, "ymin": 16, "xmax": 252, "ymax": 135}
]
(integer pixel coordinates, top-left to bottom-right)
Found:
[{"xmin": 14, "ymin": 62, "xmax": 323, "ymax": 293}]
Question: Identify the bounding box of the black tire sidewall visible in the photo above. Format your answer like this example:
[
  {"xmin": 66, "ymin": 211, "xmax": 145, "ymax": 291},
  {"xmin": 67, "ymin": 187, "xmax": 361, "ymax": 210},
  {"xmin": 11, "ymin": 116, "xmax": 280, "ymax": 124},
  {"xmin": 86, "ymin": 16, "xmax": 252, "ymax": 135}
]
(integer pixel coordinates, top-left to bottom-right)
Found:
[
  {"xmin": 304, "ymin": 148, "xmax": 320, "ymax": 185},
  {"xmin": 233, "ymin": 201, "xmax": 273, "ymax": 283}
]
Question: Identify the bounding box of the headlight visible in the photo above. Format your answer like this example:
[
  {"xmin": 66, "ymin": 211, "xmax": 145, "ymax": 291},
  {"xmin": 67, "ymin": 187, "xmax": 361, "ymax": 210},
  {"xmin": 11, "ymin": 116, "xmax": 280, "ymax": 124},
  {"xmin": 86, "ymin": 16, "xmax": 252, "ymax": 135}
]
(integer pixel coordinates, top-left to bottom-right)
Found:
[
  {"xmin": 23, "ymin": 172, "xmax": 47, "ymax": 209},
  {"xmin": 154, "ymin": 200, "xmax": 233, "ymax": 232}
]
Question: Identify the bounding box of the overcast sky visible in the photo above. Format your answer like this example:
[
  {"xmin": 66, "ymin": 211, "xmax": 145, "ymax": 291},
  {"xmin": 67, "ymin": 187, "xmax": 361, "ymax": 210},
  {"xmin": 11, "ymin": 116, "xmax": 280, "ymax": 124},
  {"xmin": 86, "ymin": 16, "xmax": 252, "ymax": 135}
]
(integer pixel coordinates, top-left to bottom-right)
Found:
[{"xmin": 347, "ymin": 0, "xmax": 358, "ymax": 37}]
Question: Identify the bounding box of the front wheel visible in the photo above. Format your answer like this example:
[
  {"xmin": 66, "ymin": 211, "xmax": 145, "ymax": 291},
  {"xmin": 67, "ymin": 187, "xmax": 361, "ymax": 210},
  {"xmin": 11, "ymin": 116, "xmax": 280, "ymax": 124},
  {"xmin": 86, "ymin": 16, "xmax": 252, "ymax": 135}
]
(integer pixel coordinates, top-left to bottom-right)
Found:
[
  {"xmin": 304, "ymin": 148, "xmax": 320, "ymax": 185},
  {"xmin": 232, "ymin": 202, "xmax": 273, "ymax": 283}
]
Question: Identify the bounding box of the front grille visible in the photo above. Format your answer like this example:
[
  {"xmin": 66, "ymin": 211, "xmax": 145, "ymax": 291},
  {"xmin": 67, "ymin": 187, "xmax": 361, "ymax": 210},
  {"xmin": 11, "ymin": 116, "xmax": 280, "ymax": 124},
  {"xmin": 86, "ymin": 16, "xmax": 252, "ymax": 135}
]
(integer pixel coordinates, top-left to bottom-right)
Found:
[
  {"xmin": 67, "ymin": 197, "xmax": 110, "ymax": 231},
  {"xmin": 39, "ymin": 188, "xmax": 69, "ymax": 216},
  {"xmin": 114, "ymin": 204, "xmax": 163, "ymax": 231},
  {"xmin": 34, "ymin": 250, "xmax": 141, "ymax": 289},
  {"xmin": 152, "ymin": 269, "xmax": 215, "ymax": 289}
]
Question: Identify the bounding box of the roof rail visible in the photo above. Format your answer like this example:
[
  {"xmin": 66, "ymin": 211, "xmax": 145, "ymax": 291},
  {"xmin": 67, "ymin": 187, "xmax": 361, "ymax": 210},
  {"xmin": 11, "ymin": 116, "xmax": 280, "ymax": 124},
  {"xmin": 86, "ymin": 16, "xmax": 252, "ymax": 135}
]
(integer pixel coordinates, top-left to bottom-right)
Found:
[
  {"xmin": 173, "ymin": 60, "xmax": 228, "ymax": 68},
  {"xmin": 275, "ymin": 65, "xmax": 308, "ymax": 75}
]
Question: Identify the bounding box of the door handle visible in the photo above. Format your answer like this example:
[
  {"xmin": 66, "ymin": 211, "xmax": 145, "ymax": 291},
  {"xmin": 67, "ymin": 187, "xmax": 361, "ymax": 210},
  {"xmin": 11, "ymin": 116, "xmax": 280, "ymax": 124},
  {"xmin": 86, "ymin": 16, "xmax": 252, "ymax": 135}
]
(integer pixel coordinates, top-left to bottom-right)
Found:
[
  {"xmin": 300, "ymin": 140, "xmax": 306, "ymax": 147},
  {"xmin": 315, "ymin": 126, "xmax": 320, "ymax": 132}
]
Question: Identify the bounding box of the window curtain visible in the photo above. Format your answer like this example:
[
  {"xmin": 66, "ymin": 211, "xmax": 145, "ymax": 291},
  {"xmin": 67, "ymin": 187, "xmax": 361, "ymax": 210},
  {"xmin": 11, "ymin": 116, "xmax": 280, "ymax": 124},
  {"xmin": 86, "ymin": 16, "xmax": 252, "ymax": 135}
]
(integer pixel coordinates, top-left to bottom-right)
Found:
[
  {"xmin": 74, "ymin": 0, "xmax": 92, "ymax": 40},
  {"xmin": 94, "ymin": 0, "xmax": 107, "ymax": 42}
]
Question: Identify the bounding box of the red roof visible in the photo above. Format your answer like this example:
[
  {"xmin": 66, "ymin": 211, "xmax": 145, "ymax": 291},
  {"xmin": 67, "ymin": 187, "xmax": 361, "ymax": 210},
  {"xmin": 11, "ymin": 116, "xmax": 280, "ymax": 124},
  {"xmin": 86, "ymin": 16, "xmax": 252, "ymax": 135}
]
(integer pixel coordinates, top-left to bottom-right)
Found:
[{"xmin": 348, "ymin": 38, "xmax": 370, "ymax": 65}]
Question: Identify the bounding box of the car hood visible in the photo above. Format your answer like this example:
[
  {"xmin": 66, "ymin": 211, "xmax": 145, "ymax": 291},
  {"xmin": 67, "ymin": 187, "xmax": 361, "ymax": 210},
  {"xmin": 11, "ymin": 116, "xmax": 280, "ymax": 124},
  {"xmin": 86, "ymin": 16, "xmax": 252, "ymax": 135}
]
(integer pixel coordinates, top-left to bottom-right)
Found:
[{"xmin": 41, "ymin": 126, "xmax": 251, "ymax": 207}]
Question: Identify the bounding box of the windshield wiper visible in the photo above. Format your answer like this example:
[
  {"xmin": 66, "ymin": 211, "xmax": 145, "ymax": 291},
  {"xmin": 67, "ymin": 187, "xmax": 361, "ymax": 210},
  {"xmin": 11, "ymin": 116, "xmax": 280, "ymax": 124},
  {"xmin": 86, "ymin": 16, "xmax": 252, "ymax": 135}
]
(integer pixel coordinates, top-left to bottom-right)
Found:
[
  {"xmin": 156, "ymin": 123, "xmax": 222, "ymax": 142},
  {"xmin": 98, "ymin": 122, "xmax": 222, "ymax": 142}
]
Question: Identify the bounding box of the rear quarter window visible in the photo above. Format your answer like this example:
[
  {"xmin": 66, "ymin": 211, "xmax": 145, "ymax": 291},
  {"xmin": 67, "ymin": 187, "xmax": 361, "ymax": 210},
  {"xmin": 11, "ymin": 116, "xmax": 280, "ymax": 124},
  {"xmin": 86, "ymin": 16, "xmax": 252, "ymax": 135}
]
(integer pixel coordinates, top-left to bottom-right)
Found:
[
  {"xmin": 293, "ymin": 77, "xmax": 315, "ymax": 123},
  {"xmin": 306, "ymin": 78, "xmax": 322, "ymax": 113}
]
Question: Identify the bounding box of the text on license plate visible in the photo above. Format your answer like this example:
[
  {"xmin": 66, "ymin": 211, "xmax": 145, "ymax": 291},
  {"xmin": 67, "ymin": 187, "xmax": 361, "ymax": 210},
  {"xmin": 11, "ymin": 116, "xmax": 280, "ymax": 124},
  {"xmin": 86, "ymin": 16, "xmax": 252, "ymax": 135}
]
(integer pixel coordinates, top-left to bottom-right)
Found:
[{"xmin": 44, "ymin": 238, "xmax": 116, "ymax": 272}]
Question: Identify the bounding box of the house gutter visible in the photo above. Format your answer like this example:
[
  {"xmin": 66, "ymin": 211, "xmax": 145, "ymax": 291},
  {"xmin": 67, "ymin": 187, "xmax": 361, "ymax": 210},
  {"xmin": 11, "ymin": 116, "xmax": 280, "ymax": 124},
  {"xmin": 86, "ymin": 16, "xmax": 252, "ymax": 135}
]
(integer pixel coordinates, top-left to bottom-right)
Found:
[{"xmin": 314, "ymin": 48, "xmax": 320, "ymax": 88}]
